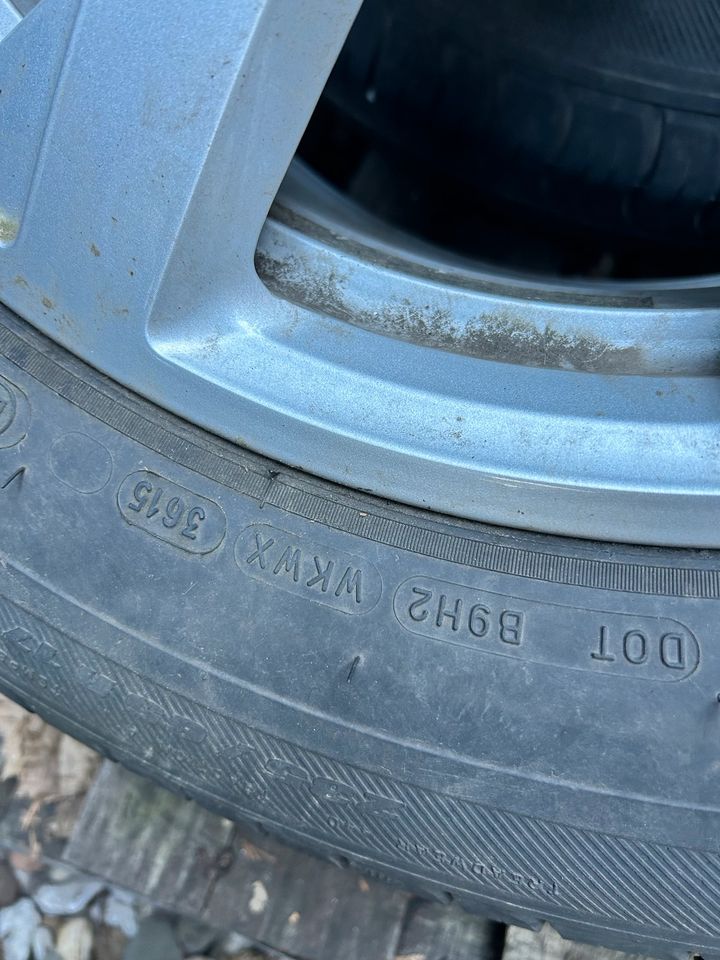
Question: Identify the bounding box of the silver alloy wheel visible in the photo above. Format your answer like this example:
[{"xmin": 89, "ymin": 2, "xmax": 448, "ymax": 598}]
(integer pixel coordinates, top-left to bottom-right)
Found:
[{"xmin": 0, "ymin": 0, "xmax": 718, "ymax": 547}]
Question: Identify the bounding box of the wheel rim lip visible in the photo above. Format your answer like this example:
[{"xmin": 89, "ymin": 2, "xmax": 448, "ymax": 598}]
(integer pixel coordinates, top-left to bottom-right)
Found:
[
  {"xmin": 145, "ymin": 164, "xmax": 719, "ymax": 549},
  {"xmin": 2, "ymin": 156, "xmax": 718, "ymax": 548},
  {"xmin": 267, "ymin": 165, "xmax": 720, "ymax": 377},
  {"xmin": 242, "ymin": 163, "xmax": 720, "ymax": 548},
  {"xmin": 1, "ymin": 0, "xmax": 718, "ymax": 548}
]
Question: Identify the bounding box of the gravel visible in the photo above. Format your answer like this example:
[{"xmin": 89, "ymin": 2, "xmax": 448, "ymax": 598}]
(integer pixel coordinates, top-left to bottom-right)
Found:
[
  {"xmin": 0, "ymin": 854, "xmax": 270, "ymax": 960},
  {"xmin": 33, "ymin": 879, "xmax": 105, "ymax": 917},
  {"xmin": 104, "ymin": 892, "xmax": 139, "ymax": 939},
  {"xmin": 56, "ymin": 917, "xmax": 93, "ymax": 960},
  {"xmin": 31, "ymin": 926, "xmax": 55, "ymax": 960},
  {"xmin": 0, "ymin": 896, "xmax": 41, "ymax": 960}
]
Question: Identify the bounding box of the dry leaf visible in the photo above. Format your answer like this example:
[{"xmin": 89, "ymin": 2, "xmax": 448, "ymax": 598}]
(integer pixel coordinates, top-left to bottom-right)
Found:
[{"xmin": 0, "ymin": 694, "xmax": 99, "ymax": 804}]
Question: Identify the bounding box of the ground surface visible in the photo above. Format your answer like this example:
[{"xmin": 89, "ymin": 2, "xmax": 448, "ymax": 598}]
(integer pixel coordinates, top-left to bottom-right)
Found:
[{"xmin": 0, "ymin": 695, "xmax": 655, "ymax": 960}]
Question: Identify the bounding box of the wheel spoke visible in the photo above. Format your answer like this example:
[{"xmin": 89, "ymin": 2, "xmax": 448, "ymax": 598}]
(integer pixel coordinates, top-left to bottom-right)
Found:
[
  {"xmin": 0, "ymin": 0, "xmax": 361, "ymax": 344},
  {"xmin": 0, "ymin": 1, "xmax": 20, "ymax": 41}
]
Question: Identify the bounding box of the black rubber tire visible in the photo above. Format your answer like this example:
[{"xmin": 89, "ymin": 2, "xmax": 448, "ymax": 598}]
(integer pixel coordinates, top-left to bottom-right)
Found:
[
  {"xmin": 317, "ymin": 0, "xmax": 720, "ymax": 248},
  {"xmin": 0, "ymin": 303, "xmax": 719, "ymax": 958}
]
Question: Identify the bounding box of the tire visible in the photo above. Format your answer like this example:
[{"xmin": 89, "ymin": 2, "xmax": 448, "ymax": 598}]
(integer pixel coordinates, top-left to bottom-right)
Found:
[
  {"xmin": 315, "ymin": 0, "xmax": 720, "ymax": 250},
  {"xmin": 1, "ymin": 304, "xmax": 719, "ymax": 957}
]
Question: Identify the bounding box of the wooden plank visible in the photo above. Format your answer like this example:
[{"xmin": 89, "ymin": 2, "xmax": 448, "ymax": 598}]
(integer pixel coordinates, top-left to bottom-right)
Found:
[
  {"xmin": 65, "ymin": 762, "xmax": 507, "ymax": 960},
  {"xmin": 65, "ymin": 762, "xmax": 412, "ymax": 960},
  {"xmin": 64, "ymin": 762, "xmax": 235, "ymax": 915},
  {"xmin": 397, "ymin": 900, "xmax": 504, "ymax": 960},
  {"xmin": 202, "ymin": 829, "xmax": 411, "ymax": 960}
]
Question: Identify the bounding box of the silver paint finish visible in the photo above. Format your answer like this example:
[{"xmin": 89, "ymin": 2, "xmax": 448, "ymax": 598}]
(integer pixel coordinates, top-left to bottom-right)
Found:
[{"xmin": 0, "ymin": 0, "xmax": 718, "ymax": 545}]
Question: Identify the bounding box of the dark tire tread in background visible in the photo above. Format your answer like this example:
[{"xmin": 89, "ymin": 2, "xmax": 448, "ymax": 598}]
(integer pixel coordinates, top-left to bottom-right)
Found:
[{"xmin": 306, "ymin": 0, "xmax": 720, "ymax": 269}]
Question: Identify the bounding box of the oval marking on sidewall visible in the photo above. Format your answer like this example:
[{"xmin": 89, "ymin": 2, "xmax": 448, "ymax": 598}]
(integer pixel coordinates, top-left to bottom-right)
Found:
[
  {"xmin": 393, "ymin": 576, "xmax": 699, "ymax": 681},
  {"xmin": 0, "ymin": 372, "xmax": 30, "ymax": 448},
  {"xmin": 117, "ymin": 470, "xmax": 226, "ymax": 555},
  {"xmin": 235, "ymin": 523, "xmax": 382, "ymax": 614},
  {"xmin": 0, "ymin": 379, "xmax": 16, "ymax": 435},
  {"xmin": 50, "ymin": 432, "xmax": 113, "ymax": 493}
]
